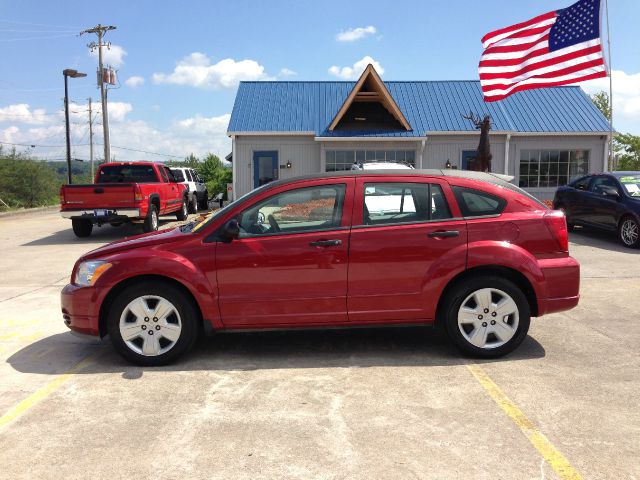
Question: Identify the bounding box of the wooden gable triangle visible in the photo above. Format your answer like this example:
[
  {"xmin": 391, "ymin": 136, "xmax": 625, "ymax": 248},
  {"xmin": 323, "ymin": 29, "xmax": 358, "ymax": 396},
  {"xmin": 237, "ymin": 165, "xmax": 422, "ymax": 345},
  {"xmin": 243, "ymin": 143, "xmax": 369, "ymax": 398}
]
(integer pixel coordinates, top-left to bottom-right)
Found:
[{"xmin": 328, "ymin": 64, "xmax": 412, "ymax": 131}]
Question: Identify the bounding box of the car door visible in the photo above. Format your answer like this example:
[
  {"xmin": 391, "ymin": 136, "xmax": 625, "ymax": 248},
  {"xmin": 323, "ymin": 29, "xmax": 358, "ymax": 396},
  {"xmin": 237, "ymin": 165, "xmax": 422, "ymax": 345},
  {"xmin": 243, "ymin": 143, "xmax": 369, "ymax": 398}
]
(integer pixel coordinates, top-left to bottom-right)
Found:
[
  {"xmin": 347, "ymin": 177, "xmax": 467, "ymax": 323},
  {"xmin": 564, "ymin": 175, "xmax": 591, "ymax": 224},
  {"xmin": 587, "ymin": 175, "xmax": 622, "ymax": 230},
  {"xmin": 162, "ymin": 166, "xmax": 182, "ymax": 213},
  {"xmin": 215, "ymin": 179, "xmax": 354, "ymax": 327}
]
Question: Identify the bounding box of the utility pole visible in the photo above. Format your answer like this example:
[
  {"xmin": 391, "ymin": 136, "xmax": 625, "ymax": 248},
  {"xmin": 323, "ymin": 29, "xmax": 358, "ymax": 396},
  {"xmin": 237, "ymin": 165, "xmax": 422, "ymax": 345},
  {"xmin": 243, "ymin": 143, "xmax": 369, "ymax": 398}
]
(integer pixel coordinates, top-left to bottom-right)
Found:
[
  {"xmin": 80, "ymin": 24, "xmax": 116, "ymax": 164},
  {"xmin": 88, "ymin": 97, "xmax": 94, "ymax": 181}
]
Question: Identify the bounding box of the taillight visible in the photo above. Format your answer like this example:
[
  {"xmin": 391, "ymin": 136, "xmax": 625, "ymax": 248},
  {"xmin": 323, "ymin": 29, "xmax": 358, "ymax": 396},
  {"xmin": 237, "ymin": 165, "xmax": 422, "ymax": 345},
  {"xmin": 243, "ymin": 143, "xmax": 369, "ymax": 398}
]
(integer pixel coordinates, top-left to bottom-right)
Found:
[
  {"xmin": 543, "ymin": 210, "xmax": 569, "ymax": 252},
  {"xmin": 134, "ymin": 185, "xmax": 143, "ymax": 202},
  {"xmin": 59, "ymin": 186, "xmax": 65, "ymax": 205}
]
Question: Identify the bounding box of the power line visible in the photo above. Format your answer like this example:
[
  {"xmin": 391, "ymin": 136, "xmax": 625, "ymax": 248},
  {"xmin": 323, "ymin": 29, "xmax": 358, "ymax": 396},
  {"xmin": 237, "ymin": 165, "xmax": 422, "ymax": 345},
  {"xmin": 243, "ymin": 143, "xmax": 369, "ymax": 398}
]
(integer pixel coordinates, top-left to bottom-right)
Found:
[
  {"xmin": 0, "ymin": 20, "xmax": 82, "ymax": 29},
  {"xmin": 0, "ymin": 140, "xmax": 184, "ymax": 159},
  {"xmin": 0, "ymin": 34, "xmax": 78, "ymax": 42}
]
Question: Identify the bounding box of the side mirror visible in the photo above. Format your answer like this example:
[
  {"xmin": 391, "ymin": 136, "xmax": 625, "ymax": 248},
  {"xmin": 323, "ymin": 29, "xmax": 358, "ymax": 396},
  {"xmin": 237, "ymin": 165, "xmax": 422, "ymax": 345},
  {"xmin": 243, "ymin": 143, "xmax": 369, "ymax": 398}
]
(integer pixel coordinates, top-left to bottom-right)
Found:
[
  {"xmin": 219, "ymin": 219, "xmax": 240, "ymax": 243},
  {"xmin": 601, "ymin": 186, "xmax": 619, "ymax": 198}
]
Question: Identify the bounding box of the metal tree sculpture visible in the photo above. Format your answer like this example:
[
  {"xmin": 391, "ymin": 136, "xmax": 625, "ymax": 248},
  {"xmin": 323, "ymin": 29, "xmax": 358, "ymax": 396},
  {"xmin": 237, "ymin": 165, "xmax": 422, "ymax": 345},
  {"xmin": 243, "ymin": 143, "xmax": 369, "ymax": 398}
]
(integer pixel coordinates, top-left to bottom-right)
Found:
[{"xmin": 462, "ymin": 112, "xmax": 493, "ymax": 172}]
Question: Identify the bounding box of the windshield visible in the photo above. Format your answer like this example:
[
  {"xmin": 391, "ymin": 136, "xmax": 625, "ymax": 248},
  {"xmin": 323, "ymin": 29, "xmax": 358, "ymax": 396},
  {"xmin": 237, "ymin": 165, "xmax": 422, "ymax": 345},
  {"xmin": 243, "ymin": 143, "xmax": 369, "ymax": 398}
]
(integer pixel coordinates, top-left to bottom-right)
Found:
[
  {"xmin": 619, "ymin": 176, "xmax": 640, "ymax": 197},
  {"xmin": 181, "ymin": 185, "xmax": 272, "ymax": 233},
  {"xmin": 98, "ymin": 165, "xmax": 159, "ymax": 183}
]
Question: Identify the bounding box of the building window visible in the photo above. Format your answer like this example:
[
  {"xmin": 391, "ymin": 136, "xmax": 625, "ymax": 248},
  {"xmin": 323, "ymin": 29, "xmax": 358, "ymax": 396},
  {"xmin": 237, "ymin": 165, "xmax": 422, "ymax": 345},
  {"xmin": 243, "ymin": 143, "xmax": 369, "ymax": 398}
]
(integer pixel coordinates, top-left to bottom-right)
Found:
[
  {"xmin": 519, "ymin": 150, "xmax": 590, "ymax": 188},
  {"xmin": 326, "ymin": 150, "xmax": 416, "ymax": 172}
]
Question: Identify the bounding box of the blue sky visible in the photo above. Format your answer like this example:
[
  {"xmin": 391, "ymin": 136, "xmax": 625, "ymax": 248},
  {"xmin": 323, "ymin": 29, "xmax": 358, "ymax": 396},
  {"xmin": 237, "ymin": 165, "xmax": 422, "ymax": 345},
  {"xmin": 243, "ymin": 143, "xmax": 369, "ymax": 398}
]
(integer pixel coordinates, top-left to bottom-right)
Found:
[{"xmin": 1, "ymin": 0, "xmax": 638, "ymax": 162}]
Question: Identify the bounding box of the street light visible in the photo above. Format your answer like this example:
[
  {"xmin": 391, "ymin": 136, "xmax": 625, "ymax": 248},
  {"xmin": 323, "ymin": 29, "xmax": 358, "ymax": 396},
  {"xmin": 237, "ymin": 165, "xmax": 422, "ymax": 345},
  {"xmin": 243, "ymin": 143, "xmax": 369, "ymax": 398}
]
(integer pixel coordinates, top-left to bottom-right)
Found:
[{"xmin": 63, "ymin": 68, "xmax": 87, "ymax": 184}]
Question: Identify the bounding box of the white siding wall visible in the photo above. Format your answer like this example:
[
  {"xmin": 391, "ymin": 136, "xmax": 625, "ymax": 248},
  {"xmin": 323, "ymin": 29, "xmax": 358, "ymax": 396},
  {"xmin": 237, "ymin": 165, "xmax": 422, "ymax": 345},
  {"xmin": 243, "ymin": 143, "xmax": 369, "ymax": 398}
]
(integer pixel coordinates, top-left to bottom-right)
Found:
[
  {"xmin": 232, "ymin": 134, "xmax": 607, "ymax": 201},
  {"xmin": 233, "ymin": 136, "xmax": 320, "ymax": 197},
  {"xmin": 424, "ymin": 135, "xmax": 506, "ymax": 174}
]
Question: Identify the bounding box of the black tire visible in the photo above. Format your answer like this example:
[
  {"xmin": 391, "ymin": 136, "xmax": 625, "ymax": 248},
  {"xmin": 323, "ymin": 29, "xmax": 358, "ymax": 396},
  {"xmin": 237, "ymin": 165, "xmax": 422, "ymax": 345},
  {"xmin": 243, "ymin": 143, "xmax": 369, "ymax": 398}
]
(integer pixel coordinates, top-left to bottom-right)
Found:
[
  {"xmin": 442, "ymin": 275, "xmax": 531, "ymax": 358},
  {"xmin": 187, "ymin": 195, "xmax": 198, "ymax": 214},
  {"xmin": 198, "ymin": 192, "xmax": 209, "ymax": 211},
  {"xmin": 143, "ymin": 205, "xmax": 159, "ymax": 233},
  {"xmin": 618, "ymin": 216, "xmax": 640, "ymax": 248},
  {"xmin": 176, "ymin": 198, "xmax": 188, "ymax": 221},
  {"xmin": 107, "ymin": 281, "xmax": 200, "ymax": 366},
  {"xmin": 71, "ymin": 219, "xmax": 93, "ymax": 238}
]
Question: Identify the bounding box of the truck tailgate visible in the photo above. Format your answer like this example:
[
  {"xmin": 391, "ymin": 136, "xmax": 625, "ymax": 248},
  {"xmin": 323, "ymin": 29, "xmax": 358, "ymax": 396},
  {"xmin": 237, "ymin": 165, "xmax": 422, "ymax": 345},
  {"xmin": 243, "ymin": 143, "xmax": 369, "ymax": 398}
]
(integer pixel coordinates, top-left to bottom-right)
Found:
[{"xmin": 61, "ymin": 184, "xmax": 137, "ymax": 210}]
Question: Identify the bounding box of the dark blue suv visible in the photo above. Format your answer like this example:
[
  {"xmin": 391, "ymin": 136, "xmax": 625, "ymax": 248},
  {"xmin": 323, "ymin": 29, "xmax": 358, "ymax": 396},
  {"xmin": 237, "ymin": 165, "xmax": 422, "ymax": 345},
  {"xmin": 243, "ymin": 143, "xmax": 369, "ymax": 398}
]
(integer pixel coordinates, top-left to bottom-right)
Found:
[{"xmin": 553, "ymin": 171, "xmax": 640, "ymax": 248}]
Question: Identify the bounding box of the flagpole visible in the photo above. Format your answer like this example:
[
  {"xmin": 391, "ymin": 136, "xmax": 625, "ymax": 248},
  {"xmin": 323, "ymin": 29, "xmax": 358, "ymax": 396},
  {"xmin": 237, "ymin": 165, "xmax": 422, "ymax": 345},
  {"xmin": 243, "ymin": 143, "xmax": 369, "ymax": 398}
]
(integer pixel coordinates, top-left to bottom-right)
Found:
[{"xmin": 605, "ymin": 0, "xmax": 614, "ymax": 171}]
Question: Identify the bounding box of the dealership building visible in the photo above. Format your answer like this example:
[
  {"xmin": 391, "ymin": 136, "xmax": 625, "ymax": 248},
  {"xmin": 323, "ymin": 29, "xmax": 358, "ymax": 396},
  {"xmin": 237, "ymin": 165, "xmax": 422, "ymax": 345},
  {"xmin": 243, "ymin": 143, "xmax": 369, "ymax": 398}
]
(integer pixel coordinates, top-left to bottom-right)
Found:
[{"xmin": 227, "ymin": 65, "xmax": 611, "ymax": 200}]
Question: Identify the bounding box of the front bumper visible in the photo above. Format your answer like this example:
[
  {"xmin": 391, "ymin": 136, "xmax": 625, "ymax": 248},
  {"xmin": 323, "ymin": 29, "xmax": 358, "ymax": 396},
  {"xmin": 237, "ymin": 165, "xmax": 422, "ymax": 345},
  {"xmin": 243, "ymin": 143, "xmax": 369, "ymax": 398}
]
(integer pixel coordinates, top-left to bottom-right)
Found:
[
  {"xmin": 61, "ymin": 283, "xmax": 102, "ymax": 337},
  {"xmin": 537, "ymin": 256, "xmax": 581, "ymax": 315},
  {"xmin": 60, "ymin": 208, "xmax": 141, "ymax": 220}
]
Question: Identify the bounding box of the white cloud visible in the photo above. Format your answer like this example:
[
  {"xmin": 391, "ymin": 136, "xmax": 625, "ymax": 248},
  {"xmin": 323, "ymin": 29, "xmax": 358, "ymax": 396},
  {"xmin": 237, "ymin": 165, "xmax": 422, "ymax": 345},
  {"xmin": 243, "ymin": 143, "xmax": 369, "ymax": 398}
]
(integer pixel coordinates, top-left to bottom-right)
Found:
[
  {"xmin": 125, "ymin": 76, "xmax": 144, "ymax": 88},
  {"xmin": 153, "ymin": 52, "xmax": 270, "ymax": 89},
  {"xmin": 0, "ymin": 101, "xmax": 231, "ymax": 162},
  {"xmin": 336, "ymin": 26, "xmax": 377, "ymax": 42},
  {"xmin": 581, "ymin": 70, "xmax": 640, "ymax": 134},
  {"xmin": 279, "ymin": 68, "xmax": 297, "ymax": 77},
  {"xmin": 328, "ymin": 56, "xmax": 384, "ymax": 80},
  {"xmin": 0, "ymin": 104, "xmax": 49, "ymax": 125},
  {"xmin": 90, "ymin": 44, "xmax": 127, "ymax": 68}
]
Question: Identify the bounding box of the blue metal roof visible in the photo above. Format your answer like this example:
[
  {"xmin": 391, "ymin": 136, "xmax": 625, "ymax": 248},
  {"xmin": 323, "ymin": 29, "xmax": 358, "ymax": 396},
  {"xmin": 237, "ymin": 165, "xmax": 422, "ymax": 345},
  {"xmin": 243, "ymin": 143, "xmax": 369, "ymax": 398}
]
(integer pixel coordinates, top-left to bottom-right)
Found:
[{"xmin": 228, "ymin": 80, "xmax": 610, "ymax": 136}]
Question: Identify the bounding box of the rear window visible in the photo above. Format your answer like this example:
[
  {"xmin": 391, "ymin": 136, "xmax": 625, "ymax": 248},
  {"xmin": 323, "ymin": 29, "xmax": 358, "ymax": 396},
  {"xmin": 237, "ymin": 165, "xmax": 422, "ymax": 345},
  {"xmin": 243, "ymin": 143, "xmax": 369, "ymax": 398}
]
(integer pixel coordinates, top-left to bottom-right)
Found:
[
  {"xmin": 98, "ymin": 165, "xmax": 159, "ymax": 183},
  {"xmin": 452, "ymin": 186, "xmax": 506, "ymax": 217}
]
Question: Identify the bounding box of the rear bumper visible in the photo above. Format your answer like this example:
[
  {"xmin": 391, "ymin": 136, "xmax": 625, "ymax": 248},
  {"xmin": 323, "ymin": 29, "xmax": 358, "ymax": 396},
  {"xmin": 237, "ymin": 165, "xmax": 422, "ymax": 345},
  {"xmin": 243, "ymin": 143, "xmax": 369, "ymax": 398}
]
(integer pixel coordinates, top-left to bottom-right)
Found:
[
  {"xmin": 61, "ymin": 208, "xmax": 141, "ymax": 221},
  {"xmin": 537, "ymin": 256, "xmax": 580, "ymax": 315},
  {"xmin": 61, "ymin": 283, "xmax": 102, "ymax": 337}
]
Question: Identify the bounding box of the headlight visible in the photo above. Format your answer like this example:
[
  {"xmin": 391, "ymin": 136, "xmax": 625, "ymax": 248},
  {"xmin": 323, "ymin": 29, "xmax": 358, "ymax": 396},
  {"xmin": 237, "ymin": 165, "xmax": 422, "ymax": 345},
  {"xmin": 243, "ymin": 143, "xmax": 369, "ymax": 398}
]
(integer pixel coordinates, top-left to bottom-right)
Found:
[{"xmin": 74, "ymin": 260, "xmax": 112, "ymax": 286}]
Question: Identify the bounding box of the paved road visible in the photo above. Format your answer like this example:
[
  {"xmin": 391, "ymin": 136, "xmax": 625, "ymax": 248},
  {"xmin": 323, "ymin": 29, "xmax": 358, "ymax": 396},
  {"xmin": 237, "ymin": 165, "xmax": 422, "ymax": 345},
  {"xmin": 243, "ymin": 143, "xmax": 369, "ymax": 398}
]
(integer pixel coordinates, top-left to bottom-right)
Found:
[{"xmin": 0, "ymin": 211, "xmax": 638, "ymax": 479}]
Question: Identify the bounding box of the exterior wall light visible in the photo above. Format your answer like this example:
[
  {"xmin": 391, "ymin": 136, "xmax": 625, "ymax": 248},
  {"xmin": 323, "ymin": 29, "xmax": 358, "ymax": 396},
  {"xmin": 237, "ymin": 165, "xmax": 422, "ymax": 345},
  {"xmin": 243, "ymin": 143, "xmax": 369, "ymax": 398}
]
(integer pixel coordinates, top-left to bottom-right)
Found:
[
  {"xmin": 286, "ymin": 161, "xmax": 292, "ymax": 169},
  {"xmin": 445, "ymin": 159, "xmax": 452, "ymax": 169}
]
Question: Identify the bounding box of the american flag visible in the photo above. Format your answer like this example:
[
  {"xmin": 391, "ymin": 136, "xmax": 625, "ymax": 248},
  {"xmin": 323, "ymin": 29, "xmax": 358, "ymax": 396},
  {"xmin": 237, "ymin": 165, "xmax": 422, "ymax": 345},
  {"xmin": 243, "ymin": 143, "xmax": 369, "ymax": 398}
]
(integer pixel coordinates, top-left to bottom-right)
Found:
[{"xmin": 480, "ymin": 0, "xmax": 607, "ymax": 102}]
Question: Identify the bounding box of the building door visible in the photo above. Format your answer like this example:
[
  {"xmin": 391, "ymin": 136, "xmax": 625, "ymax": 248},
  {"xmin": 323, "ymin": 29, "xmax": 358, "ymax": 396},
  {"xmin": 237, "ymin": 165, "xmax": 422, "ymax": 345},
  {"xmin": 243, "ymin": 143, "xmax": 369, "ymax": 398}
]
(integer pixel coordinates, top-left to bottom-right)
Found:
[
  {"xmin": 253, "ymin": 151, "xmax": 279, "ymax": 188},
  {"xmin": 461, "ymin": 150, "xmax": 477, "ymax": 170}
]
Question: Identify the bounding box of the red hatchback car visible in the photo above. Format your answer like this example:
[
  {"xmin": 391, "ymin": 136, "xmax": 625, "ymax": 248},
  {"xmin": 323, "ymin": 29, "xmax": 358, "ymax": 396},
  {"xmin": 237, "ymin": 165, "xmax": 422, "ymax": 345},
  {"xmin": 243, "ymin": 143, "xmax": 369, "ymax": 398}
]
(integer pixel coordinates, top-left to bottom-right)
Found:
[{"xmin": 61, "ymin": 170, "xmax": 580, "ymax": 365}]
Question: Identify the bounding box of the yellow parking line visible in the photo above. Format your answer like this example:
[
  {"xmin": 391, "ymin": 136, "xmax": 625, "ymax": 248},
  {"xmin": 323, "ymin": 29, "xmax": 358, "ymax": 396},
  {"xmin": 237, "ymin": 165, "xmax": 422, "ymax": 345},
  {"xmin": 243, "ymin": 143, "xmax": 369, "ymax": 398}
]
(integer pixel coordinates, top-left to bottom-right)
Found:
[
  {"xmin": 0, "ymin": 348, "xmax": 105, "ymax": 430},
  {"xmin": 466, "ymin": 364, "xmax": 583, "ymax": 480}
]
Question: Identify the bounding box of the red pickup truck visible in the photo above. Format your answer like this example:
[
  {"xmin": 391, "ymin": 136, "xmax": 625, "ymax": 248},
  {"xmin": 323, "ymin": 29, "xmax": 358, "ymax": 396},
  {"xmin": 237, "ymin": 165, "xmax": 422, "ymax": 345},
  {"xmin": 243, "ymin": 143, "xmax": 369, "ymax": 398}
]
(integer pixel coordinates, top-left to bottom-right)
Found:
[{"xmin": 60, "ymin": 162, "xmax": 188, "ymax": 238}]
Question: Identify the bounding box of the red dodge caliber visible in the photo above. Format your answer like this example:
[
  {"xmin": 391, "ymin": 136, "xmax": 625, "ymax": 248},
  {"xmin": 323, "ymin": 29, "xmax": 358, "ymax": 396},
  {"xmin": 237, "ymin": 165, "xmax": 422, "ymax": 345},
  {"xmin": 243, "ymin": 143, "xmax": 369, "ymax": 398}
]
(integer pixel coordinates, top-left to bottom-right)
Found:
[{"xmin": 61, "ymin": 170, "xmax": 580, "ymax": 365}]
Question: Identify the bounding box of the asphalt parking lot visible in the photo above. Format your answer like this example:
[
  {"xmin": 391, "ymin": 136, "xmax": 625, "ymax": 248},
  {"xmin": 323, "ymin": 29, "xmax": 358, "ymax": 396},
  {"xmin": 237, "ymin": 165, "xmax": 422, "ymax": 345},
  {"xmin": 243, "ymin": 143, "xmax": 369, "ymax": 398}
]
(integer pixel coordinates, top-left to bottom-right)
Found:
[{"xmin": 0, "ymin": 210, "xmax": 638, "ymax": 480}]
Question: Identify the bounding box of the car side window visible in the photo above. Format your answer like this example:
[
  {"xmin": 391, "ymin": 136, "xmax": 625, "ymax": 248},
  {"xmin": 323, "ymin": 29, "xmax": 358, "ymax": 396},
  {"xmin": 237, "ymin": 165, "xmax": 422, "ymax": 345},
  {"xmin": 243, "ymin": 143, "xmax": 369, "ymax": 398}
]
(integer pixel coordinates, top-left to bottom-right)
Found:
[
  {"xmin": 572, "ymin": 176, "xmax": 591, "ymax": 190},
  {"xmin": 186, "ymin": 169, "xmax": 194, "ymax": 182},
  {"xmin": 164, "ymin": 167, "xmax": 177, "ymax": 182},
  {"xmin": 362, "ymin": 183, "xmax": 452, "ymax": 226},
  {"xmin": 590, "ymin": 176, "xmax": 618, "ymax": 195},
  {"xmin": 452, "ymin": 186, "xmax": 506, "ymax": 218},
  {"xmin": 238, "ymin": 184, "xmax": 346, "ymax": 237},
  {"xmin": 159, "ymin": 167, "xmax": 169, "ymax": 182}
]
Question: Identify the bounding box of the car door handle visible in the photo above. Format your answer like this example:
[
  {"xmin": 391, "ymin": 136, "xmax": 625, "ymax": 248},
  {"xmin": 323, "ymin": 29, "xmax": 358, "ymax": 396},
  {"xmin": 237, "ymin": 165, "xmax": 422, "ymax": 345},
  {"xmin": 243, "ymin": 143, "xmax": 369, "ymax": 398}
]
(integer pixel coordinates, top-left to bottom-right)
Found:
[
  {"xmin": 428, "ymin": 230, "xmax": 460, "ymax": 238},
  {"xmin": 309, "ymin": 239, "xmax": 342, "ymax": 247}
]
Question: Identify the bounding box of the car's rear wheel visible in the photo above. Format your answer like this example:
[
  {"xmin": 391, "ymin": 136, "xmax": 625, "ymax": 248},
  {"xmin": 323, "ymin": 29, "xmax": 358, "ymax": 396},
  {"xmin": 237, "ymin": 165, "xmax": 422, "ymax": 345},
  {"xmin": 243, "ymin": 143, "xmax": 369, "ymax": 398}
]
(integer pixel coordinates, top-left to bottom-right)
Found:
[
  {"xmin": 71, "ymin": 219, "xmax": 93, "ymax": 238},
  {"xmin": 188, "ymin": 195, "xmax": 198, "ymax": 214},
  {"xmin": 107, "ymin": 281, "xmax": 200, "ymax": 366},
  {"xmin": 176, "ymin": 198, "xmax": 188, "ymax": 221},
  {"xmin": 198, "ymin": 192, "xmax": 209, "ymax": 211},
  {"xmin": 143, "ymin": 205, "xmax": 159, "ymax": 233},
  {"xmin": 442, "ymin": 276, "xmax": 530, "ymax": 358},
  {"xmin": 619, "ymin": 216, "xmax": 639, "ymax": 248}
]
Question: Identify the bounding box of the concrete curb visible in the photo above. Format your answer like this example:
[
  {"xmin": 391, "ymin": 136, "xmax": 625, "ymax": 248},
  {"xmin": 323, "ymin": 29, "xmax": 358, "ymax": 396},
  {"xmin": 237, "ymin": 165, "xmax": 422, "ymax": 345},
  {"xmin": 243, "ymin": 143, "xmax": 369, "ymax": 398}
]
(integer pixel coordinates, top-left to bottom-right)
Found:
[{"xmin": 0, "ymin": 205, "xmax": 59, "ymax": 219}]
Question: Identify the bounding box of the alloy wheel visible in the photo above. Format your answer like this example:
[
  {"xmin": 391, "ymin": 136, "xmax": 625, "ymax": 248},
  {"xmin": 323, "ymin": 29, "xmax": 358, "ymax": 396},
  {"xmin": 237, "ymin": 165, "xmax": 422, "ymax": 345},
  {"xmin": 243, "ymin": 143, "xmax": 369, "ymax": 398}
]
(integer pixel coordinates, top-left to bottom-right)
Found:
[
  {"xmin": 119, "ymin": 295, "xmax": 182, "ymax": 356},
  {"xmin": 457, "ymin": 288, "xmax": 519, "ymax": 349},
  {"xmin": 620, "ymin": 219, "xmax": 639, "ymax": 246}
]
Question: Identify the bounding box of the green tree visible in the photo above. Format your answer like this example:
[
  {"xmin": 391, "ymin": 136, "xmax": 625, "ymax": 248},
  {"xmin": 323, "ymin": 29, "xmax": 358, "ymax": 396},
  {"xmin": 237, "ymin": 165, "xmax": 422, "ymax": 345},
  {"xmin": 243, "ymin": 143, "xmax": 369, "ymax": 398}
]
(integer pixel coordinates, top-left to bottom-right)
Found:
[
  {"xmin": 199, "ymin": 153, "xmax": 232, "ymax": 198},
  {"xmin": 615, "ymin": 133, "xmax": 640, "ymax": 170},
  {"xmin": 590, "ymin": 91, "xmax": 611, "ymax": 121},
  {"xmin": 590, "ymin": 91, "xmax": 640, "ymax": 171},
  {"xmin": 0, "ymin": 147, "xmax": 61, "ymax": 209}
]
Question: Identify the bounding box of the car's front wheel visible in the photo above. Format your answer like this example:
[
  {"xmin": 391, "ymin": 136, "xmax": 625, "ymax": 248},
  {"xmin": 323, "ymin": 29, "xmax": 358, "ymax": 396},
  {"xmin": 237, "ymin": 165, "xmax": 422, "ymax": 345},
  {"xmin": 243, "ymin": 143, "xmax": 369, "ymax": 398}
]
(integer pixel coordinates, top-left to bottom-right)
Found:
[
  {"xmin": 619, "ymin": 216, "xmax": 639, "ymax": 248},
  {"xmin": 107, "ymin": 281, "xmax": 200, "ymax": 366},
  {"xmin": 442, "ymin": 276, "xmax": 530, "ymax": 358}
]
